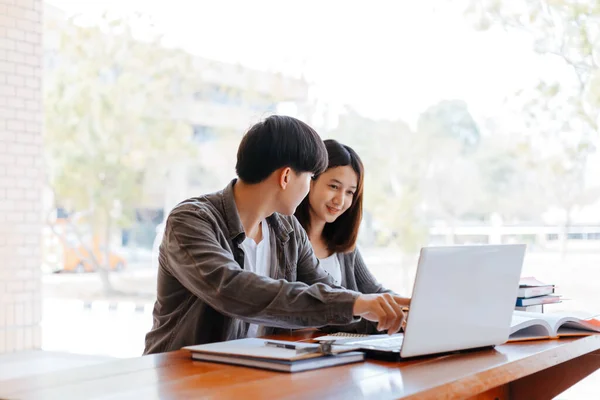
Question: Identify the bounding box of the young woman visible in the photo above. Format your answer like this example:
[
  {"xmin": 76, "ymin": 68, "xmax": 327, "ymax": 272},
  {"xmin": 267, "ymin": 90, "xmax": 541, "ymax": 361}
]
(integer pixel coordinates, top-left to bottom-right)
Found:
[{"xmin": 295, "ymin": 139, "xmax": 395, "ymax": 333}]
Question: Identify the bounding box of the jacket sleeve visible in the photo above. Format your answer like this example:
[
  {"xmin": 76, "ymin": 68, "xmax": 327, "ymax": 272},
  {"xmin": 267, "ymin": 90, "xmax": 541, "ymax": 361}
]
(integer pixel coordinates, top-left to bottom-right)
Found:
[{"xmin": 163, "ymin": 207, "xmax": 360, "ymax": 329}]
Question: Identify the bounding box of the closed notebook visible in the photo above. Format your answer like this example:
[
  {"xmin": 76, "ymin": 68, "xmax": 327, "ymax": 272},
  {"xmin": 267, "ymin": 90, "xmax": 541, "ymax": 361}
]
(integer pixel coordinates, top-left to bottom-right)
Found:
[
  {"xmin": 183, "ymin": 338, "xmax": 364, "ymax": 373},
  {"xmin": 516, "ymin": 285, "xmax": 554, "ymax": 299},
  {"xmin": 515, "ymin": 305, "xmax": 545, "ymax": 313},
  {"xmin": 515, "ymin": 295, "xmax": 561, "ymax": 307},
  {"xmin": 509, "ymin": 310, "xmax": 600, "ymax": 341}
]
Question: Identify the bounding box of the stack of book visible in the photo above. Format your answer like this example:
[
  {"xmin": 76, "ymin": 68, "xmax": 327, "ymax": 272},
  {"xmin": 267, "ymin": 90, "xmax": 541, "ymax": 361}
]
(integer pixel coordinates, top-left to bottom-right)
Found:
[
  {"xmin": 516, "ymin": 277, "xmax": 560, "ymax": 312},
  {"xmin": 183, "ymin": 338, "xmax": 364, "ymax": 373}
]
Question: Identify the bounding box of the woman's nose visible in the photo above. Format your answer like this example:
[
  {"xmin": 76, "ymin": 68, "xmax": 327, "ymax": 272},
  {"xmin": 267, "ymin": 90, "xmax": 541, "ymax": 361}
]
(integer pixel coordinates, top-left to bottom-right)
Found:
[{"xmin": 332, "ymin": 194, "xmax": 343, "ymax": 206}]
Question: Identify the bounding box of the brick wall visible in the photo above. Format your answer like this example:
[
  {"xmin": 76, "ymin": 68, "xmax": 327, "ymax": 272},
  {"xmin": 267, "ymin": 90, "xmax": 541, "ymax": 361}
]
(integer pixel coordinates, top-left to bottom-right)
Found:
[{"xmin": 0, "ymin": 0, "xmax": 43, "ymax": 353}]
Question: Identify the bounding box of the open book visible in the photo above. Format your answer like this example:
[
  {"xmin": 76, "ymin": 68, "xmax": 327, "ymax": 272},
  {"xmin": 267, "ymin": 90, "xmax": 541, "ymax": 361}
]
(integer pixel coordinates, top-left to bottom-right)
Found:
[{"xmin": 509, "ymin": 310, "xmax": 600, "ymax": 341}]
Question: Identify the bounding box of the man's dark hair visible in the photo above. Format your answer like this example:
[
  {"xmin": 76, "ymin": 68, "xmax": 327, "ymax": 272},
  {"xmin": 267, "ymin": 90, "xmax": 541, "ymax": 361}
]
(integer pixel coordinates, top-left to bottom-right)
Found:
[
  {"xmin": 295, "ymin": 139, "xmax": 364, "ymax": 254},
  {"xmin": 236, "ymin": 115, "xmax": 328, "ymax": 184}
]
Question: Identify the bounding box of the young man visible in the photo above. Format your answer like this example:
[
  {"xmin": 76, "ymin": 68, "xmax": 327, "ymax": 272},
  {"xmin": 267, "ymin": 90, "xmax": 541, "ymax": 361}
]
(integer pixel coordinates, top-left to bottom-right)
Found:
[{"xmin": 144, "ymin": 115, "xmax": 409, "ymax": 354}]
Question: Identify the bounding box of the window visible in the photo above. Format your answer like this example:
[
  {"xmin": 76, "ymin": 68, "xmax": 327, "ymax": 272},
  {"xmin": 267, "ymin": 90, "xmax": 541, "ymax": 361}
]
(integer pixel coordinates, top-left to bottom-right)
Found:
[{"xmin": 191, "ymin": 125, "xmax": 215, "ymax": 143}]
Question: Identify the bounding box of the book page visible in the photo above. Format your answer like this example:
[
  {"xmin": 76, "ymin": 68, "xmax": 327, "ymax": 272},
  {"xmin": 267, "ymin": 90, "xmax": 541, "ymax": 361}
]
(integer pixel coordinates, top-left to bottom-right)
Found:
[
  {"xmin": 509, "ymin": 325, "xmax": 553, "ymax": 341},
  {"xmin": 559, "ymin": 318, "xmax": 600, "ymax": 335},
  {"xmin": 555, "ymin": 327, "xmax": 597, "ymax": 337},
  {"xmin": 532, "ymin": 313, "xmax": 565, "ymax": 335},
  {"xmin": 510, "ymin": 313, "xmax": 552, "ymax": 338},
  {"xmin": 510, "ymin": 311, "xmax": 555, "ymax": 337},
  {"xmin": 514, "ymin": 311, "xmax": 600, "ymax": 336}
]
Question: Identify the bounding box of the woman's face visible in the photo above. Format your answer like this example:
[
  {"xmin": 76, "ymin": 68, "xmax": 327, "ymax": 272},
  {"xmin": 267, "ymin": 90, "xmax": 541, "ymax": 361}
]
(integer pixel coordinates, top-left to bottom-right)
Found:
[{"xmin": 308, "ymin": 165, "xmax": 358, "ymax": 224}]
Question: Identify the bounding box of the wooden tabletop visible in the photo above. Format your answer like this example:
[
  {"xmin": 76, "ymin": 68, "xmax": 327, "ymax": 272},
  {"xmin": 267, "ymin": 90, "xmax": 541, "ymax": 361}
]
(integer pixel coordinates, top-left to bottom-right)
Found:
[
  {"xmin": 0, "ymin": 350, "xmax": 113, "ymax": 381},
  {"xmin": 1, "ymin": 333, "xmax": 600, "ymax": 400}
]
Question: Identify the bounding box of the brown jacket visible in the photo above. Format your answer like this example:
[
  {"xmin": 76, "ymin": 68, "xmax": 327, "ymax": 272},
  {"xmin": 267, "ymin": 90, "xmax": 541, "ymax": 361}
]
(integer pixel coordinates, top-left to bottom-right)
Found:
[{"xmin": 144, "ymin": 180, "xmax": 361, "ymax": 354}]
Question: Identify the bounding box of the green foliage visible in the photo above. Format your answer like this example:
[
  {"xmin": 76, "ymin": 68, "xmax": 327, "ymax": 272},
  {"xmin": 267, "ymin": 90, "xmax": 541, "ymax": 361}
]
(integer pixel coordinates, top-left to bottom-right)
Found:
[
  {"xmin": 417, "ymin": 100, "xmax": 481, "ymax": 153},
  {"xmin": 328, "ymin": 98, "xmax": 564, "ymax": 251},
  {"xmin": 465, "ymin": 0, "xmax": 599, "ymax": 137},
  {"xmin": 328, "ymin": 110, "xmax": 428, "ymax": 254},
  {"xmin": 464, "ymin": 0, "xmax": 600, "ymax": 225},
  {"xmin": 44, "ymin": 13, "xmax": 198, "ymax": 235}
]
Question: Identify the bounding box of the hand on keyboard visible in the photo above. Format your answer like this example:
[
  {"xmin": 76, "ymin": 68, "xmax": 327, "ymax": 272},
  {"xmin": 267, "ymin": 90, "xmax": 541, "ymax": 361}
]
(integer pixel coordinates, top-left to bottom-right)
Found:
[{"xmin": 353, "ymin": 293, "xmax": 410, "ymax": 334}]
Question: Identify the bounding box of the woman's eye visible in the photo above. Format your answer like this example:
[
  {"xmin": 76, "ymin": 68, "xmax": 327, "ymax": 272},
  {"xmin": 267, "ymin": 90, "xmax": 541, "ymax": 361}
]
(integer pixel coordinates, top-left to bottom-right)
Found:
[{"xmin": 329, "ymin": 185, "xmax": 338, "ymax": 190}]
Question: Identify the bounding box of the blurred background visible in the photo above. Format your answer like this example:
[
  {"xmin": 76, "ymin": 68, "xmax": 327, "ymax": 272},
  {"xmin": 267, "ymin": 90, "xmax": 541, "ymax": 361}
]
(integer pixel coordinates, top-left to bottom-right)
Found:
[{"xmin": 38, "ymin": 2, "xmax": 599, "ymax": 388}]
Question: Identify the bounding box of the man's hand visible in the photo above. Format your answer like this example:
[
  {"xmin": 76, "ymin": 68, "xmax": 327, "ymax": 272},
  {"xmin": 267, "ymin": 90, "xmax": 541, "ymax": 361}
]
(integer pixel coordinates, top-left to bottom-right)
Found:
[{"xmin": 353, "ymin": 293, "xmax": 411, "ymax": 334}]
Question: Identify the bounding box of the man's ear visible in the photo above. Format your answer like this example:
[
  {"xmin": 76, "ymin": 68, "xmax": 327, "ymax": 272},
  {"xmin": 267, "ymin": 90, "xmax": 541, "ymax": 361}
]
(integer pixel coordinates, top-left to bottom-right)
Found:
[{"xmin": 279, "ymin": 167, "xmax": 292, "ymax": 189}]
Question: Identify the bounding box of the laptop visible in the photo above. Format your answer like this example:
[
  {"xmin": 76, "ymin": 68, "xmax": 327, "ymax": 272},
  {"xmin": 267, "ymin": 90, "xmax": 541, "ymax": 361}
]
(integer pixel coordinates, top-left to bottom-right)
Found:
[{"xmin": 318, "ymin": 244, "xmax": 526, "ymax": 360}]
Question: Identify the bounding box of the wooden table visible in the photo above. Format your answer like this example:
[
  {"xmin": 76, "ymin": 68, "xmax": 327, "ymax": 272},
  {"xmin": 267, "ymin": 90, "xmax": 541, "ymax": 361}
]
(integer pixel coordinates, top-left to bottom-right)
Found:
[{"xmin": 1, "ymin": 333, "xmax": 600, "ymax": 400}]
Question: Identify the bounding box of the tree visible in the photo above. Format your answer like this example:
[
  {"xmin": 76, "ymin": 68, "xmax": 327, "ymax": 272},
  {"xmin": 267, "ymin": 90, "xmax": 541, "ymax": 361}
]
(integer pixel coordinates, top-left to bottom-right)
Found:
[
  {"xmin": 416, "ymin": 100, "xmax": 492, "ymax": 240},
  {"xmin": 533, "ymin": 145, "xmax": 600, "ymax": 254},
  {"xmin": 473, "ymin": 134, "xmax": 545, "ymax": 222},
  {"xmin": 465, "ymin": 0, "xmax": 600, "ymax": 250},
  {"xmin": 44, "ymin": 13, "xmax": 198, "ymax": 293},
  {"xmin": 417, "ymin": 99, "xmax": 481, "ymax": 153},
  {"xmin": 465, "ymin": 0, "xmax": 599, "ymax": 140},
  {"xmin": 329, "ymin": 110, "xmax": 429, "ymax": 254}
]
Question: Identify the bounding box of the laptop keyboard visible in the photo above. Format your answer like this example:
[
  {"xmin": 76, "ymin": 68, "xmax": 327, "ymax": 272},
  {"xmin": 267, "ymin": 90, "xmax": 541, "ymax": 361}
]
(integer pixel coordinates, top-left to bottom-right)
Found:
[{"xmin": 347, "ymin": 335, "xmax": 404, "ymax": 350}]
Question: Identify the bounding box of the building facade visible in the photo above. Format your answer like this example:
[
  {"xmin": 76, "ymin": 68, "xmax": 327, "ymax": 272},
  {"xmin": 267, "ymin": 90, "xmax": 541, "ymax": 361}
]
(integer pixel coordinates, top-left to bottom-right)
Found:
[{"xmin": 0, "ymin": 0, "xmax": 44, "ymax": 353}]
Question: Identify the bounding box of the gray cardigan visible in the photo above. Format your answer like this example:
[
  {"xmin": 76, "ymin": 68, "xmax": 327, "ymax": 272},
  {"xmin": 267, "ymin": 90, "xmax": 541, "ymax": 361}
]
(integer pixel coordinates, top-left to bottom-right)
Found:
[
  {"xmin": 337, "ymin": 248, "xmax": 390, "ymax": 295},
  {"xmin": 319, "ymin": 248, "xmax": 394, "ymax": 334}
]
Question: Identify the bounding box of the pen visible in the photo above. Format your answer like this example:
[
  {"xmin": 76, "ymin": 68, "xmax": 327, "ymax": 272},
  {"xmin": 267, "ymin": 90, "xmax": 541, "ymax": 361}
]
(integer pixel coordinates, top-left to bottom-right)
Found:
[
  {"xmin": 264, "ymin": 341, "xmax": 298, "ymax": 350},
  {"xmin": 264, "ymin": 341, "xmax": 322, "ymax": 354}
]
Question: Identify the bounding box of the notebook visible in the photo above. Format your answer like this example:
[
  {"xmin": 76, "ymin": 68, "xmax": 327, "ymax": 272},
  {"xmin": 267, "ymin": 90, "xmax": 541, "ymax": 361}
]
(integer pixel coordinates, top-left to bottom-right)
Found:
[
  {"xmin": 519, "ymin": 277, "xmax": 551, "ymax": 287},
  {"xmin": 515, "ymin": 295, "xmax": 561, "ymax": 307},
  {"xmin": 515, "ymin": 305, "xmax": 545, "ymax": 312},
  {"xmin": 509, "ymin": 311, "xmax": 600, "ymax": 341},
  {"xmin": 316, "ymin": 332, "xmax": 373, "ymax": 341},
  {"xmin": 183, "ymin": 338, "xmax": 364, "ymax": 373},
  {"xmin": 517, "ymin": 285, "xmax": 555, "ymax": 299}
]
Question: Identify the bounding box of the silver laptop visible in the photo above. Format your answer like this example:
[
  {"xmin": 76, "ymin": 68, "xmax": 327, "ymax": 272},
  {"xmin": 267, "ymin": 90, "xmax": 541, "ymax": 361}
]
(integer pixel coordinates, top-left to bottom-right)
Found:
[{"xmin": 322, "ymin": 244, "xmax": 526, "ymax": 360}]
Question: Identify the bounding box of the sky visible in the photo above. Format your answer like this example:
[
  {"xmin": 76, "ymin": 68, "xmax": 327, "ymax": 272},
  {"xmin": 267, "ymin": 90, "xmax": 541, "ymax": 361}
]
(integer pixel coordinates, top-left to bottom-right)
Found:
[{"xmin": 45, "ymin": 0, "xmax": 558, "ymax": 128}]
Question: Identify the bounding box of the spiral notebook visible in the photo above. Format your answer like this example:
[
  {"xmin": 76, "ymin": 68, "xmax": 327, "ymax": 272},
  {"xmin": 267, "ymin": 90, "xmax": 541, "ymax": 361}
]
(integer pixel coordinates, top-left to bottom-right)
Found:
[{"xmin": 316, "ymin": 332, "xmax": 372, "ymax": 341}]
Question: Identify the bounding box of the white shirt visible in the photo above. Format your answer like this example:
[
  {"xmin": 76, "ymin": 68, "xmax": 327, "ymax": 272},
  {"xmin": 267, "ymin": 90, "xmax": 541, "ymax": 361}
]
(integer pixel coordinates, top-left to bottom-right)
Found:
[
  {"xmin": 319, "ymin": 253, "xmax": 342, "ymax": 286},
  {"xmin": 239, "ymin": 219, "xmax": 271, "ymax": 337}
]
